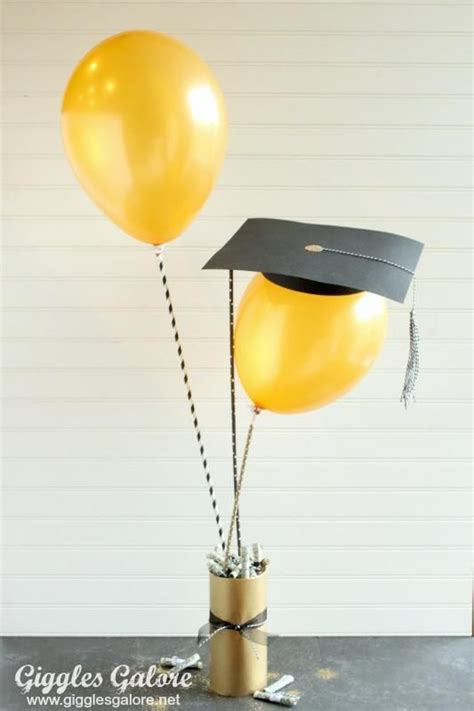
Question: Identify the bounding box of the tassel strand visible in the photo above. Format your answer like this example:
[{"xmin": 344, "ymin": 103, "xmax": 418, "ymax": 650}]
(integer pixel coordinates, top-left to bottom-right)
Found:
[{"xmin": 400, "ymin": 277, "xmax": 420, "ymax": 408}]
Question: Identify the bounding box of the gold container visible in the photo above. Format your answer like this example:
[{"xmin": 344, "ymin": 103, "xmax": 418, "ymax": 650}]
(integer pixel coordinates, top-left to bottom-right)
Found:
[{"xmin": 208, "ymin": 570, "xmax": 268, "ymax": 697}]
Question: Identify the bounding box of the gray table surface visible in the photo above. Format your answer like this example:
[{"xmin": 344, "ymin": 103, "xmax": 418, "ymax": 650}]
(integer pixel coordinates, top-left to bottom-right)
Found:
[{"xmin": 1, "ymin": 636, "xmax": 472, "ymax": 711}]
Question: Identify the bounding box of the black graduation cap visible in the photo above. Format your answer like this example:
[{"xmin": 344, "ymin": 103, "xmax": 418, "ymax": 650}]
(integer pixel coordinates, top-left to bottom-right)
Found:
[
  {"xmin": 203, "ymin": 218, "xmax": 423, "ymax": 304},
  {"xmin": 203, "ymin": 218, "xmax": 424, "ymax": 406}
]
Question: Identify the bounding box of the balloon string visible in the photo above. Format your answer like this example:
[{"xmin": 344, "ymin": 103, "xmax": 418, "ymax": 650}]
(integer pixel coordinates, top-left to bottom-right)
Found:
[
  {"xmin": 225, "ymin": 406, "xmax": 261, "ymax": 567},
  {"xmin": 154, "ymin": 245, "xmax": 226, "ymax": 552},
  {"xmin": 228, "ymin": 270, "xmax": 242, "ymax": 555}
]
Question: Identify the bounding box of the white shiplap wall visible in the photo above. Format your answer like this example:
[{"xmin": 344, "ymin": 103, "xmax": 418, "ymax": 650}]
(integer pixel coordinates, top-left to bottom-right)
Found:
[{"xmin": 1, "ymin": 1, "xmax": 472, "ymax": 636}]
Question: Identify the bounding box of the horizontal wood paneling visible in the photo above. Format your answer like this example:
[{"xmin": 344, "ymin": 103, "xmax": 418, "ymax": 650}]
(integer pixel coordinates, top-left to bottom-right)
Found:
[
  {"xmin": 3, "ymin": 458, "xmax": 471, "ymax": 489},
  {"xmin": 4, "ymin": 126, "xmax": 472, "ymax": 158},
  {"xmin": 4, "ymin": 576, "xmax": 471, "ymax": 606},
  {"xmin": 1, "ymin": 0, "xmax": 471, "ymax": 636},
  {"xmin": 3, "ymin": 63, "xmax": 472, "ymax": 95},
  {"xmin": 2, "ymin": 216, "xmax": 472, "ymax": 248},
  {"xmin": 3, "ymin": 3, "xmax": 469, "ymax": 33},
  {"xmin": 1, "ymin": 244, "xmax": 471, "ymax": 278},
  {"xmin": 2, "ymin": 606, "xmax": 470, "ymax": 637},
  {"xmin": 3, "ymin": 32, "xmax": 472, "ymax": 65},
  {"xmin": 0, "ymin": 283, "xmax": 471, "ymax": 317},
  {"xmin": 4, "ymin": 518, "xmax": 470, "ymax": 548},
  {"xmin": 3, "ymin": 490, "xmax": 470, "ymax": 514},
  {"xmin": 4, "ymin": 155, "xmax": 472, "ymax": 188},
  {"xmin": 2, "ymin": 368, "xmax": 472, "ymax": 400},
  {"xmin": 5, "ymin": 1, "xmax": 469, "ymax": 5},
  {"xmin": 3, "ymin": 185, "xmax": 471, "ymax": 218},
  {"xmin": 2, "ymin": 338, "xmax": 471, "ymax": 370},
  {"xmin": 3, "ymin": 488, "xmax": 470, "ymax": 519},
  {"xmin": 2, "ymin": 306, "xmax": 472, "ymax": 343},
  {"xmin": 3, "ymin": 93, "xmax": 471, "ymax": 125},
  {"xmin": 2, "ymin": 429, "xmax": 472, "ymax": 459},
  {"xmin": 3, "ymin": 399, "xmax": 473, "ymax": 431},
  {"xmin": 1, "ymin": 583, "xmax": 471, "ymax": 637},
  {"xmin": 1, "ymin": 278, "xmax": 472, "ymax": 311},
  {"xmin": 3, "ymin": 546, "xmax": 471, "ymax": 578}
]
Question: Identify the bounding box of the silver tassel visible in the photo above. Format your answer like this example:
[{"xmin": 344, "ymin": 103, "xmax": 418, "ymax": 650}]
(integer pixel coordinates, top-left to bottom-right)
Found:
[{"xmin": 400, "ymin": 277, "xmax": 420, "ymax": 408}]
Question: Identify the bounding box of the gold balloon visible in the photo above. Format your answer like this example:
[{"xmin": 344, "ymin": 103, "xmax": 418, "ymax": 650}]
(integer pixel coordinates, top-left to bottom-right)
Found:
[
  {"xmin": 61, "ymin": 31, "xmax": 227, "ymax": 244},
  {"xmin": 235, "ymin": 275, "xmax": 387, "ymax": 414}
]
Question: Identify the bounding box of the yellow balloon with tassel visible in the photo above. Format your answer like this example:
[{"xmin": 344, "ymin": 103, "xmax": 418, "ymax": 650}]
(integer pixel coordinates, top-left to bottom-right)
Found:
[
  {"xmin": 61, "ymin": 30, "xmax": 227, "ymax": 245},
  {"xmin": 234, "ymin": 275, "xmax": 388, "ymax": 414}
]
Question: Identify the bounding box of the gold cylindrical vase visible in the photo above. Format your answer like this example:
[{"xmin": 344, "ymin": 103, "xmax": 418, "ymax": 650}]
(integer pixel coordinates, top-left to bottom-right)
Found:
[{"xmin": 208, "ymin": 570, "xmax": 268, "ymax": 697}]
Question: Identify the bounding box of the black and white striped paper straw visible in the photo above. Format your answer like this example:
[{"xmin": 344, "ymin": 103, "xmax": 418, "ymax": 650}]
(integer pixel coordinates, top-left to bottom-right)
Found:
[{"xmin": 154, "ymin": 245, "xmax": 226, "ymax": 552}]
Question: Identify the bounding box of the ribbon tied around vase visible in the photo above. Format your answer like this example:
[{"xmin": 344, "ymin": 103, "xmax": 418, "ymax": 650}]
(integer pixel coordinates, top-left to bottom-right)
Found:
[{"xmin": 198, "ymin": 609, "xmax": 268, "ymax": 647}]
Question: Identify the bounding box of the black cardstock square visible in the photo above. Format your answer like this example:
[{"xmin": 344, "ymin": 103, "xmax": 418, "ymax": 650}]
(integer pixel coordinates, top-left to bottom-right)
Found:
[{"xmin": 203, "ymin": 218, "xmax": 424, "ymax": 303}]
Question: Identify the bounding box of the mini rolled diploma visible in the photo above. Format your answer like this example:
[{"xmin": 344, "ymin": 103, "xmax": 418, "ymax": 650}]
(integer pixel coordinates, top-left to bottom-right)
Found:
[
  {"xmin": 241, "ymin": 546, "xmax": 250, "ymax": 578},
  {"xmin": 166, "ymin": 654, "xmax": 202, "ymax": 677},
  {"xmin": 206, "ymin": 543, "xmax": 268, "ymax": 579},
  {"xmin": 252, "ymin": 543, "xmax": 264, "ymax": 564},
  {"xmin": 264, "ymin": 675, "xmax": 295, "ymax": 694},
  {"xmin": 159, "ymin": 655, "xmax": 202, "ymax": 670},
  {"xmin": 254, "ymin": 690, "xmax": 300, "ymax": 707},
  {"xmin": 207, "ymin": 548, "xmax": 226, "ymax": 567},
  {"xmin": 207, "ymin": 559, "xmax": 225, "ymax": 578},
  {"xmin": 253, "ymin": 675, "xmax": 299, "ymax": 706}
]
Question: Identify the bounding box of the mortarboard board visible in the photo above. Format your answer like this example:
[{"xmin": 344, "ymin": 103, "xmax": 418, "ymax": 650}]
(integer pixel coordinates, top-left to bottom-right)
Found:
[{"xmin": 203, "ymin": 218, "xmax": 423, "ymax": 304}]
